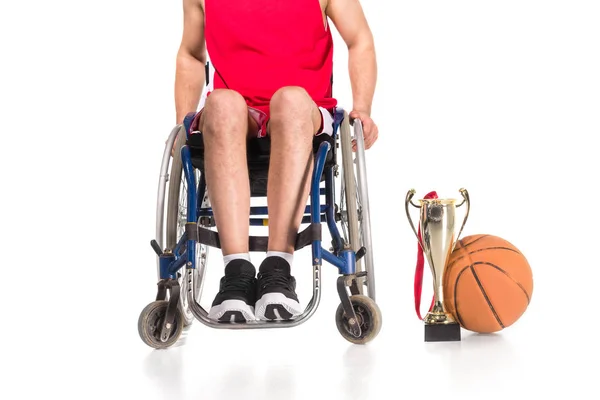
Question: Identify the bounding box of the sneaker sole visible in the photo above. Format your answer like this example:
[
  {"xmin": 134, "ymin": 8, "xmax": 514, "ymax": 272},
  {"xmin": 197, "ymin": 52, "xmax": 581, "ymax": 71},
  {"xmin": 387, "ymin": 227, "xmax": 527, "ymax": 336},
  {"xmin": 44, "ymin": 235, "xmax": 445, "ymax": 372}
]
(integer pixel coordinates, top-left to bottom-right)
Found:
[
  {"xmin": 208, "ymin": 300, "xmax": 255, "ymax": 323},
  {"xmin": 255, "ymin": 293, "xmax": 302, "ymax": 321}
]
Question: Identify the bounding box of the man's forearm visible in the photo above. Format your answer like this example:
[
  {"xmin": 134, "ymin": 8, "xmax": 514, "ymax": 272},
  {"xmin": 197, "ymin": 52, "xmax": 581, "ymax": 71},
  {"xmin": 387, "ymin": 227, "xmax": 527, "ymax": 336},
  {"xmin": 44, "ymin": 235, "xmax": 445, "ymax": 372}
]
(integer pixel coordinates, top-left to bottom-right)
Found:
[
  {"xmin": 348, "ymin": 42, "xmax": 377, "ymax": 116},
  {"xmin": 175, "ymin": 52, "xmax": 206, "ymax": 124}
]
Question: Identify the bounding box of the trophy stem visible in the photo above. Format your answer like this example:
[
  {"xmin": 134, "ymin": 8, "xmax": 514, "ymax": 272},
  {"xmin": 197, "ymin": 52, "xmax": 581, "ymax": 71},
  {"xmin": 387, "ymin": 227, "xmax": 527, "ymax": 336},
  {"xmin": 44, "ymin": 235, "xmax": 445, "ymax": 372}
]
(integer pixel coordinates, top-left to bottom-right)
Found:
[
  {"xmin": 423, "ymin": 264, "xmax": 461, "ymax": 342},
  {"xmin": 423, "ymin": 300, "xmax": 456, "ymax": 325}
]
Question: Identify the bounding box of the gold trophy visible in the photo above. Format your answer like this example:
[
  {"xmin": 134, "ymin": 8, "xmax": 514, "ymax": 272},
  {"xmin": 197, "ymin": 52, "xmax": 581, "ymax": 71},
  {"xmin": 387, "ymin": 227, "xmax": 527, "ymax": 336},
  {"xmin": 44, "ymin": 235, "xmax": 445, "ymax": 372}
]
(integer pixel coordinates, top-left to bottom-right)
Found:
[{"xmin": 405, "ymin": 188, "xmax": 470, "ymax": 342}]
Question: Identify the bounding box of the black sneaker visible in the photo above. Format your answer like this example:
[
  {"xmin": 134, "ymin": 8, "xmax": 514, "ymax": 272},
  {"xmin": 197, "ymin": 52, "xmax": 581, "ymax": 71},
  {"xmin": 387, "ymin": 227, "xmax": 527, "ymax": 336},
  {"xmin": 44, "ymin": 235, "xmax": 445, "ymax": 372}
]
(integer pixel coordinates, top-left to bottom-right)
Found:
[
  {"xmin": 207, "ymin": 259, "xmax": 257, "ymax": 323},
  {"xmin": 255, "ymin": 256, "xmax": 302, "ymax": 321}
]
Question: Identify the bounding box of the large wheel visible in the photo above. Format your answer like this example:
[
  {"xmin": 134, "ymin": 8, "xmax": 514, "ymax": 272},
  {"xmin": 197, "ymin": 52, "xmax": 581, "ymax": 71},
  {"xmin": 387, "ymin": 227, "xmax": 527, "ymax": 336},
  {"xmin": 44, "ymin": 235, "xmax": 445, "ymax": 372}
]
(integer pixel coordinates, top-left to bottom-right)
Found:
[
  {"xmin": 339, "ymin": 113, "xmax": 376, "ymax": 298},
  {"xmin": 339, "ymin": 114, "xmax": 361, "ymax": 255},
  {"xmin": 166, "ymin": 126, "xmax": 188, "ymax": 249},
  {"xmin": 351, "ymin": 117, "xmax": 376, "ymax": 301},
  {"xmin": 164, "ymin": 126, "xmax": 209, "ymax": 326}
]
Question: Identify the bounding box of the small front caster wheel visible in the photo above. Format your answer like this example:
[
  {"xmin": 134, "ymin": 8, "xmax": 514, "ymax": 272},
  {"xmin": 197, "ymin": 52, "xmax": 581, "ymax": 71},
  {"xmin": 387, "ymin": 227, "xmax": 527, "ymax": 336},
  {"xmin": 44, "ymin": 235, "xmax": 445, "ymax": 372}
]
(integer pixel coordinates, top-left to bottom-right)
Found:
[
  {"xmin": 138, "ymin": 300, "xmax": 184, "ymax": 349},
  {"xmin": 335, "ymin": 295, "xmax": 382, "ymax": 345}
]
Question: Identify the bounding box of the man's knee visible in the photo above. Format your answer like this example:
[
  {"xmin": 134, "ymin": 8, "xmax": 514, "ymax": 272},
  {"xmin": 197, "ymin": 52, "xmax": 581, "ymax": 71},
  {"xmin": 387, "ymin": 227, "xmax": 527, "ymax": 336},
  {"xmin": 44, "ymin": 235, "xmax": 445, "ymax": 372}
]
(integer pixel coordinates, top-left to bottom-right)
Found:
[
  {"xmin": 269, "ymin": 86, "xmax": 320, "ymax": 136},
  {"xmin": 270, "ymin": 86, "xmax": 314, "ymax": 116},
  {"xmin": 201, "ymin": 89, "xmax": 247, "ymax": 132}
]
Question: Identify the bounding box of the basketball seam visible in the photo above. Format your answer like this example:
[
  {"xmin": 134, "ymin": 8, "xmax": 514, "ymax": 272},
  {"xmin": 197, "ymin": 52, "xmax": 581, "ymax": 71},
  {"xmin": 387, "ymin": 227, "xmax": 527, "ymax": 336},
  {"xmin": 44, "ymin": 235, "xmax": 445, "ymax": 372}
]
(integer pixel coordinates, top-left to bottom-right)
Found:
[
  {"xmin": 459, "ymin": 235, "xmax": 491, "ymax": 248},
  {"xmin": 480, "ymin": 262, "xmax": 531, "ymax": 304},
  {"xmin": 470, "ymin": 265, "xmax": 505, "ymax": 329},
  {"xmin": 453, "ymin": 266, "xmax": 471, "ymax": 327},
  {"xmin": 447, "ymin": 246, "xmax": 521, "ymax": 270}
]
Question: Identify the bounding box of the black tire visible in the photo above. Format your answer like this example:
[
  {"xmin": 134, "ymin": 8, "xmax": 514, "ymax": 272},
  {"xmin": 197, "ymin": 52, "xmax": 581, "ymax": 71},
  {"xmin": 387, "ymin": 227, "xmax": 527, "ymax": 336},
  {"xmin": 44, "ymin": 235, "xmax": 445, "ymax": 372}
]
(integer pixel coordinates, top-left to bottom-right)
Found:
[
  {"xmin": 335, "ymin": 295, "xmax": 382, "ymax": 345},
  {"xmin": 138, "ymin": 300, "xmax": 184, "ymax": 349}
]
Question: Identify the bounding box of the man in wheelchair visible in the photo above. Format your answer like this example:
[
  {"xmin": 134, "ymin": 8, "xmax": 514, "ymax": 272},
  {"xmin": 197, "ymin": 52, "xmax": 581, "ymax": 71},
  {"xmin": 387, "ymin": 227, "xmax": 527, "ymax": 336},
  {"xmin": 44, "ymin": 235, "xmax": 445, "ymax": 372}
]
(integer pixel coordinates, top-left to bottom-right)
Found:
[{"xmin": 174, "ymin": 0, "xmax": 378, "ymax": 322}]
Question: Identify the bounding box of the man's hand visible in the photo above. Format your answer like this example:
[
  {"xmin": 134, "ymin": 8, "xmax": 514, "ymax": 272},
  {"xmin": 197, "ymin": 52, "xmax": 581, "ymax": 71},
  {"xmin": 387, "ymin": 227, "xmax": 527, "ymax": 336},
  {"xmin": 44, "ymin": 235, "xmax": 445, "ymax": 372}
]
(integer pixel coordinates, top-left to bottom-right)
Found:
[{"xmin": 349, "ymin": 110, "xmax": 378, "ymax": 150}]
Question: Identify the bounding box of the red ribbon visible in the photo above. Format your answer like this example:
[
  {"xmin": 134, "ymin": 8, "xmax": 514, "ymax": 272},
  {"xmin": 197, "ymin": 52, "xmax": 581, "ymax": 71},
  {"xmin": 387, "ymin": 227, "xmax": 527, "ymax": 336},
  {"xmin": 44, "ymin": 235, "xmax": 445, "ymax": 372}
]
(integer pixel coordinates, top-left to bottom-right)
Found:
[{"xmin": 414, "ymin": 191, "xmax": 438, "ymax": 320}]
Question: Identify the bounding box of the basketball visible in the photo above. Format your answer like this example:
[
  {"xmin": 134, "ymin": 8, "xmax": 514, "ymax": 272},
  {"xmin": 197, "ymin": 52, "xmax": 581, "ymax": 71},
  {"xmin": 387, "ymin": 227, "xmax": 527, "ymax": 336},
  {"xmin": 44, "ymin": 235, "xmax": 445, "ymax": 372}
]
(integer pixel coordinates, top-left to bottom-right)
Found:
[{"xmin": 443, "ymin": 234, "xmax": 533, "ymax": 333}]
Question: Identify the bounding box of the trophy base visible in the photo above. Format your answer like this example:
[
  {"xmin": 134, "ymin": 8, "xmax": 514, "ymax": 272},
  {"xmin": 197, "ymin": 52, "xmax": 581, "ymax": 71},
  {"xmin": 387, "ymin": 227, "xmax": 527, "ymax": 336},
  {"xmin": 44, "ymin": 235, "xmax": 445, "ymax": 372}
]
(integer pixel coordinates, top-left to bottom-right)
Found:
[{"xmin": 424, "ymin": 323, "xmax": 461, "ymax": 342}]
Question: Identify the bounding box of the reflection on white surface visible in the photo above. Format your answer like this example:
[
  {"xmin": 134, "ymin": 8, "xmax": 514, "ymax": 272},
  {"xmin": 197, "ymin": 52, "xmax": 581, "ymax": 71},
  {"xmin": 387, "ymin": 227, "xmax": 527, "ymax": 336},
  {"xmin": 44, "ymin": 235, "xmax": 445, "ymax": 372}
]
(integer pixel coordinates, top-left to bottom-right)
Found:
[{"xmin": 136, "ymin": 324, "xmax": 382, "ymax": 400}]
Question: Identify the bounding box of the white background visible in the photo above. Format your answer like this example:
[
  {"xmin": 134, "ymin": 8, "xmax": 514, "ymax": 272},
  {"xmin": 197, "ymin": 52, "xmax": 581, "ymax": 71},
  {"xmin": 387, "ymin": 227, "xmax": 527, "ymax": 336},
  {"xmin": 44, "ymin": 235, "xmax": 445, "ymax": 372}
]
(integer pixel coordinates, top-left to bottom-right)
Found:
[{"xmin": 1, "ymin": 1, "xmax": 599, "ymax": 399}]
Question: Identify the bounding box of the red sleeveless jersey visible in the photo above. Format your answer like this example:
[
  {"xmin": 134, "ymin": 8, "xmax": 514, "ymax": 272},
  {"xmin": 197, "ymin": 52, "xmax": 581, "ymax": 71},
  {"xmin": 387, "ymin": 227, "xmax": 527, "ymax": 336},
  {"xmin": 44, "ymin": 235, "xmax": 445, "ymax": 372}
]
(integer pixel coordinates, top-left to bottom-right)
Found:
[{"xmin": 204, "ymin": 0, "xmax": 337, "ymax": 118}]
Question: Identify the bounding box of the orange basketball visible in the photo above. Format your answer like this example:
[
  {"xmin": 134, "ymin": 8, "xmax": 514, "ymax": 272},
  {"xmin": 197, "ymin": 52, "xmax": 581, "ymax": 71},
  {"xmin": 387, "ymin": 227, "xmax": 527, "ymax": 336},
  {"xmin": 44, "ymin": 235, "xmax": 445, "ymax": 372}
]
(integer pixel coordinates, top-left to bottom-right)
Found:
[{"xmin": 443, "ymin": 234, "xmax": 533, "ymax": 333}]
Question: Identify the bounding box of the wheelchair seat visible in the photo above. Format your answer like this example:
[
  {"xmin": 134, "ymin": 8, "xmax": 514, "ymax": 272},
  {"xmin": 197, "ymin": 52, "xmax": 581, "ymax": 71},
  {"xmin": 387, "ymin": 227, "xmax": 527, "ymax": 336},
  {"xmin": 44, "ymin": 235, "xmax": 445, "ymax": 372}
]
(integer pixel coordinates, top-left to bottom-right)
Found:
[{"xmin": 186, "ymin": 131, "xmax": 337, "ymax": 197}]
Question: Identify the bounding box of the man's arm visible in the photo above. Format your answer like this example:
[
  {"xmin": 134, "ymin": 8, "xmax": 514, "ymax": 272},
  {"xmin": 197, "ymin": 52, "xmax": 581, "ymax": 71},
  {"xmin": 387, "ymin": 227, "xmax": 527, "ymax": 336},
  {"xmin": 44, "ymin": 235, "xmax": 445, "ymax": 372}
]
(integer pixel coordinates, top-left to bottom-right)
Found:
[
  {"xmin": 326, "ymin": 0, "xmax": 377, "ymax": 116},
  {"xmin": 175, "ymin": 0, "xmax": 206, "ymax": 124}
]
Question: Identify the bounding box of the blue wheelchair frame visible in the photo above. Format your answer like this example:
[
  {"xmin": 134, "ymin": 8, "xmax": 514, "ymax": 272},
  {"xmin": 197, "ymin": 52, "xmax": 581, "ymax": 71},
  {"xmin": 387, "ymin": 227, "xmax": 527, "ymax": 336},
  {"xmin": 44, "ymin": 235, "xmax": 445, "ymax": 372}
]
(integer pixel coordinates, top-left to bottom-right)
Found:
[
  {"xmin": 142, "ymin": 104, "xmax": 378, "ymax": 350},
  {"xmin": 159, "ymin": 108, "xmax": 358, "ymax": 283}
]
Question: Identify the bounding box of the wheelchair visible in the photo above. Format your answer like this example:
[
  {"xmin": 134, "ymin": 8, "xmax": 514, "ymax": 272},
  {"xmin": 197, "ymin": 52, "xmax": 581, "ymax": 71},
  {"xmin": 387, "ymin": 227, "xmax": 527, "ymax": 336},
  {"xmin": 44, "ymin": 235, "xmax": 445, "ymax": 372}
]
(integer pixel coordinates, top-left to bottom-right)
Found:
[{"xmin": 138, "ymin": 70, "xmax": 381, "ymax": 349}]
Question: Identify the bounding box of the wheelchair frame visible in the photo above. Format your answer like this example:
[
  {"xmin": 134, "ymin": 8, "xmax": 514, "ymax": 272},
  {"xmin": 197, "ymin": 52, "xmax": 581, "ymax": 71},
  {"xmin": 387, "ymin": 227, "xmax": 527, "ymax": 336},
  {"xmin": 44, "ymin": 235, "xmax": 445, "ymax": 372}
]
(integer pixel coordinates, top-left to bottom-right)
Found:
[{"xmin": 139, "ymin": 92, "xmax": 380, "ymax": 349}]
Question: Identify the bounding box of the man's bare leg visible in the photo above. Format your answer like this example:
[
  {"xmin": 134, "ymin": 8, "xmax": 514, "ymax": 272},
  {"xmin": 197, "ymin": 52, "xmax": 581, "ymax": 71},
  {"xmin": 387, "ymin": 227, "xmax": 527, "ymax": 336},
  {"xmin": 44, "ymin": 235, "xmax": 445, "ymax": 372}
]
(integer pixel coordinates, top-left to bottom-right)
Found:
[
  {"xmin": 200, "ymin": 89, "xmax": 259, "ymax": 322},
  {"xmin": 254, "ymin": 86, "xmax": 322, "ymax": 321}
]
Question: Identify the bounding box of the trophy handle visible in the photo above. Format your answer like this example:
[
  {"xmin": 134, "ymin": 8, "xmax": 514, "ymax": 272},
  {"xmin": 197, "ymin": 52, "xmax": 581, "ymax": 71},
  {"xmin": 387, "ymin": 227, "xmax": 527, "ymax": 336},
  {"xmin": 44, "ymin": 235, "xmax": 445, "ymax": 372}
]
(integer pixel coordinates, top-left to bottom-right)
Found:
[
  {"xmin": 405, "ymin": 189, "xmax": 425, "ymax": 249},
  {"xmin": 455, "ymin": 188, "xmax": 470, "ymax": 241}
]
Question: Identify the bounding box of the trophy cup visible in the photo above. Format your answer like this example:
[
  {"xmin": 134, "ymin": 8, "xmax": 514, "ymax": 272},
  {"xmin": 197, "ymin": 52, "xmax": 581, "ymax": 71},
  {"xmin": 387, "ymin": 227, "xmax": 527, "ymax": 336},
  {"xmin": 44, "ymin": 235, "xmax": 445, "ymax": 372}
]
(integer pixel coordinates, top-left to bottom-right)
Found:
[{"xmin": 405, "ymin": 188, "xmax": 470, "ymax": 342}]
